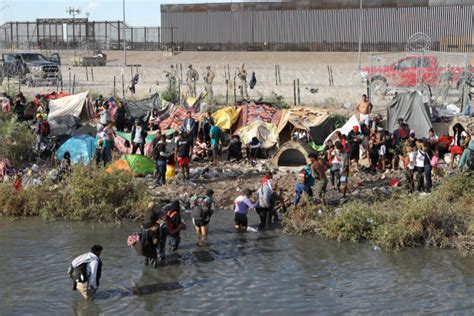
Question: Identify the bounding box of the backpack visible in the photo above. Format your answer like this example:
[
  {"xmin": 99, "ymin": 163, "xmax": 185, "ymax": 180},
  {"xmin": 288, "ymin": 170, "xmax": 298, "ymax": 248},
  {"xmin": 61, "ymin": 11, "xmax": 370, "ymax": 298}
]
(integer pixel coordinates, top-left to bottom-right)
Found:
[
  {"xmin": 39, "ymin": 121, "xmax": 50, "ymax": 136},
  {"xmin": 70, "ymin": 263, "xmax": 89, "ymax": 283},
  {"xmin": 191, "ymin": 196, "xmax": 212, "ymax": 221},
  {"xmin": 466, "ymin": 149, "xmax": 474, "ymax": 170},
  {"xmin": 299, "ymin": 165, "xmax": 315, "ymax": 187}
]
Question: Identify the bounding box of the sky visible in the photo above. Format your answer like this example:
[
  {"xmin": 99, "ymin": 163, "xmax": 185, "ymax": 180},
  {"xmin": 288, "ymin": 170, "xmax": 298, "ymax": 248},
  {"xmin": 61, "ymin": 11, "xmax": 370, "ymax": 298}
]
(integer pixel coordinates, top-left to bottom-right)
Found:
[{"xmin": 0, "ymin": 0, "xmax": 251, "ymax": 26}]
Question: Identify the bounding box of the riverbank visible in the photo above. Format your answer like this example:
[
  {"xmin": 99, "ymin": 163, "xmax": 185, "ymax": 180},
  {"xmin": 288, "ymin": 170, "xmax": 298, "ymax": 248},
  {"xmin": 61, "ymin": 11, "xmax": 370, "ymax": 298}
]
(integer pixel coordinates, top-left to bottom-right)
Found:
[{"xmin": 283, "ymin": 174, "xmax": 474, "ymax": 256}]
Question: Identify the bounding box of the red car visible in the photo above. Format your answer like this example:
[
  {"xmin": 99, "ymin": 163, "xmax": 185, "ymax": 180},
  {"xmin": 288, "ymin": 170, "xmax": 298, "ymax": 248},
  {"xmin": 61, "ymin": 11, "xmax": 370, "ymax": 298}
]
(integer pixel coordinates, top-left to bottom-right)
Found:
[{"xmin": 361, "ymin": 56, "xmax": 473, "ymax": 96}]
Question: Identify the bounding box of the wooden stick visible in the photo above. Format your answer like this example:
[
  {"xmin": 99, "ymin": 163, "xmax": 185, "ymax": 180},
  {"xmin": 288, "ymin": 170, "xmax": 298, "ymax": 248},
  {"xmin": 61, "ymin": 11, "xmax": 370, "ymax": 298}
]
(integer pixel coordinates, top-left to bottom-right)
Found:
[
  {"xmin": 278, "ymin": 65, "xmax": 282, "ymax": 85},
  {"xmin": 275, "ymin": 64, "xmax": 278, "ymax": 86},
  {"xmin": 72, "ymin": 74, "xmax": 76, "ymax": 94},
  {"xmin": 293, "ymin": 80, "xmax": 297, "ymax": 106},
  {"xmin": 68, "ymin": 69, "xmax": 71, "ymax": 94},
  {"xmin": 113, "ymin": 76, "xmax": 116, "ymax": 97},
  {"xmin": 91, "ymin": 67, "xmax": 94, "ymax": 81},
  {"xmin": 85, "ymin": 66, "xmax": 89, "ymax": 81},
  {"xmin": 225, "ymin": 79, "xmax": 229, "ymax": 105},
  {"xmin": 122, "ymin": 71, "xmax": 125, "ymax": 99},
  {"xmin": 297, "ymin": 78, "xmax": 301, "ymax": 105}
]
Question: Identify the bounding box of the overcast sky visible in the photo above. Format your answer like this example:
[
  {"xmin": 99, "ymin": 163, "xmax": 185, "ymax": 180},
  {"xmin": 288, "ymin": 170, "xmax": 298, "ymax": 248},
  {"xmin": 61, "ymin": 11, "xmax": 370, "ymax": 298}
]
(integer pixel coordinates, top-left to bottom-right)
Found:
[{"xmin": 0, "ymin": 0, "xmax": 248, "ymax": 26}]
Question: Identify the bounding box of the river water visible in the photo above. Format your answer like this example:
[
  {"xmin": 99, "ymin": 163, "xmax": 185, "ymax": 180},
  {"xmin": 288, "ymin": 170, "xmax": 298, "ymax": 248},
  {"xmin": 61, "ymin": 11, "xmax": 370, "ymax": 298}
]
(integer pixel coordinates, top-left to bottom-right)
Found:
[{"xmin": 1, "ymin": 210, "xmax": 473, "ymax": 315}]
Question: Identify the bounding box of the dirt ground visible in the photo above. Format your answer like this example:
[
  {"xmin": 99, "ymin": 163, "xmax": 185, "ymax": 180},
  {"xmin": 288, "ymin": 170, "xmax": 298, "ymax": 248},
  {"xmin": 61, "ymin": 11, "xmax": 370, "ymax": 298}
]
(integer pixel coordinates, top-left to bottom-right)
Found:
[{"xmin": 6, "ymin": 50, "xmax": 472, "ymax": 109}]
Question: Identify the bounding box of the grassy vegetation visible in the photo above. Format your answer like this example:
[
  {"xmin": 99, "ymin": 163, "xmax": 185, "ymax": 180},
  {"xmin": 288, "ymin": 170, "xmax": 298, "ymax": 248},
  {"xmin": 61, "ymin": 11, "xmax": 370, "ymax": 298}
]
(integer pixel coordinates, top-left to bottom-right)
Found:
[
  {"xmin": 283, "ymin": 174, "xmax": 474, "ymax": 256},
  {"xmin": 0, "ymin": 165, "xmax": 151, "ymax": 221},
  {"xmin": 329, "ymin": 113, "xmax": 349, "ymax": 129},
  {"xmin": 0, "ymin": 112, "xmax": 35, "ymax": 166}
]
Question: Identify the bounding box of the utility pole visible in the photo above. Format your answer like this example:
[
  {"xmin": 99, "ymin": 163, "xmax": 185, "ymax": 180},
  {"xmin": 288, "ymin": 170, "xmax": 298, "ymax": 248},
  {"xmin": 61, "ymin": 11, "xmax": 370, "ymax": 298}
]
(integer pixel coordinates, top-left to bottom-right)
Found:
[
  {"xmin": 66, "ymin": 7, "xmax": 81, "ymax": 57},
  {"xmin": 357, "ymin": 0, "xmax": 363, "ymax": 69},
  {"xmin": 123, "ymin": 0, "xmax": 127, "ymax": 66}
]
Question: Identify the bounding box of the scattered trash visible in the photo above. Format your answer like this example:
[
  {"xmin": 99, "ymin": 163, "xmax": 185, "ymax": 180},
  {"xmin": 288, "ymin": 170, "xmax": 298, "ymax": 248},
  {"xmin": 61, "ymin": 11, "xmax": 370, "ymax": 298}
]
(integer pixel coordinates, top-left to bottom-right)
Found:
[{"xmin": 373, "ymin": 246, "xmax": 381, "ymax": 251}]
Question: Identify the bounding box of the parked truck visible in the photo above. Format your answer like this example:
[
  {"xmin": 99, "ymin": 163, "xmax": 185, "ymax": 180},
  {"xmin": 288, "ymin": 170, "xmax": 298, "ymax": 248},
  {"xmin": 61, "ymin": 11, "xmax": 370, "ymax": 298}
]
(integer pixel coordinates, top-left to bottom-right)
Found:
[
  {"xmin": 361, "ymin": 55, "xmax": 474, "ymax": 96},
  {"xmin": 1, "ymin": 53, "xmax": 62, "ymax": 87}
]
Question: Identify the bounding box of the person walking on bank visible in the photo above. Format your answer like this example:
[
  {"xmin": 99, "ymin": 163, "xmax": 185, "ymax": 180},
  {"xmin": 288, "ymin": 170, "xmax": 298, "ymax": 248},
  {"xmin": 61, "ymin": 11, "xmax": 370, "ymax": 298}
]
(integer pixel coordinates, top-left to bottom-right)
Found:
[
  {"xmin": 68, "ymin": 245, "xmax": 103, "ymax": 301},
  {"xmin": 238, "ymin": 63, "xmax": 249, "ymax": 100},
  {"xmin": 204, "ymin": 66, "xmax": 215, "ymax": 100},
  {"xmin": 256, "ymin": 172, "xmax": 275, "ymax": 230},
  {"xmin": 186, "ymin": 64, "xmax": 199, "ymax": 97},
  {"xmin": 131, "ymin": 119, "xmax": 148, "ymax": 155}
]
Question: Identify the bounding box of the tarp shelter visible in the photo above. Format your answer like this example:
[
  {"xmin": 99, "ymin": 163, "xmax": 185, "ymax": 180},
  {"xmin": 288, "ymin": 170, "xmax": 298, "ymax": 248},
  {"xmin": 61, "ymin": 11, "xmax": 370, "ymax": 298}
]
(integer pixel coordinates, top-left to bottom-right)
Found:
[
  {"xmin": 125, "ymin": 93, "xmax": 162, "ymax": 120},
  {"xmin": 48, "ymin": 91, "xmax": 89, "ymax": 120},
  {"xmin": 183, "ymin": 95, "xmax": 202, "ymax": 113},
  {"xmin": 278, "ymin": 108, "xmax": 334, "ymax": 144},
  {"xmin": 33, "ymin": 91, "xmax": 70, "ymax": 106},
  {"xmin": 113, "ymin": 130, "xmax": 159, "ymax": 158},
  {"xmin": 324, "ymin": 115, "xmax": 360, "ymax": 144},
  {"xmin": 106, "ymin": 154, "xmax": 155, "ymax": 176},
  {"xmin": 49, "ymin": 115, "xmax": 80, "ymax": 136},
  {"xmin": 386, "ymin": 91, "xmax": 432, "ymax": 138},
  {"xmin": 159, "ymin": 106, "xmax": 201, "ymax": 130},
  {"xmin": 55, "ymin": 134, "xmax": 96, "ymax": 164},
  {"xmin": 234, "ymin": 101, "xmax": 282, "ymax": 131},
  {"xmin": 72, "ymin": 124, "xmax": 98, "ymax": 137},
  {"xmin": 212, "ymin": 106, "xmax": 241, "ymax": 130},
  {"xmin": 236, "ymin": 121, "xmax": 278, "ymax": 149}
]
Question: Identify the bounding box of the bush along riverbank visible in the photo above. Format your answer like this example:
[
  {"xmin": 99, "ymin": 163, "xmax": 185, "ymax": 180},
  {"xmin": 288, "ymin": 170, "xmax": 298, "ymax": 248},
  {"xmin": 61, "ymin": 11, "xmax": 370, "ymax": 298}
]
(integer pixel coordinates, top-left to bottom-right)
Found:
[
  {"xmin": 283, "ymin": 174, "xmax": 474, "ymax": 256},
  {"xmin": 0, "ymin": 166, "xmax": 150, "ymax": 221}
]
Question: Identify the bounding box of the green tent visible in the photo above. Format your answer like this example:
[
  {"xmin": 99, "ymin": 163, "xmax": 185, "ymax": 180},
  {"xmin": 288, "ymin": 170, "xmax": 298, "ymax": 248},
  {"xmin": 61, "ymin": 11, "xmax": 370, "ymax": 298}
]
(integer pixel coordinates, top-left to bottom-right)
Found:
[{"xmin": 120, "ymin": 154, "xmax": 155, "ymax": 175}]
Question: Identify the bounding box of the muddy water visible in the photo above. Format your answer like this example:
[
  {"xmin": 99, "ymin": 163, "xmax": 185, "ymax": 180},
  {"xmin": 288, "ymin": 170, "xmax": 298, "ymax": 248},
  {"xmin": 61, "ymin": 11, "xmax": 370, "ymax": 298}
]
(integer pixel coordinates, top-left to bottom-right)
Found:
[{"xmin": 0, "ymin": 211, "xmax": 473, "ymax": 315}]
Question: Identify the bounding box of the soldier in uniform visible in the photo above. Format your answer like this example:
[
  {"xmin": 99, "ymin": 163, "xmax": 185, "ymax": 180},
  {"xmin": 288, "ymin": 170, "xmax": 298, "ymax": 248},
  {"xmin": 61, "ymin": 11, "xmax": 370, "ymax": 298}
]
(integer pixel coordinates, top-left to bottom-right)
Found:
[
  {"xmin": 186, "ymin": 64, "xmax": 199, "ymax": 97},
  {"xmin": 238, "ymin": 63, "xmax": 249, "ymax": 100},
  {"xmin": 165, "ymin": 64, "xmax": 177, "ymax": 92},
  {"xmin": 204, "ymin": 65, "xmax": 215, "ymax": 100}
]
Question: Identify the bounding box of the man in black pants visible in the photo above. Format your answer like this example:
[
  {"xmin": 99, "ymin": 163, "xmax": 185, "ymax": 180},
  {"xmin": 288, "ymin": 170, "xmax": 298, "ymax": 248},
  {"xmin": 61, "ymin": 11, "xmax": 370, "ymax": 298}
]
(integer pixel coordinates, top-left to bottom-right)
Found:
[{"xmin": 256, "ymin": 172, "xmax": 275, "ymax": 230}]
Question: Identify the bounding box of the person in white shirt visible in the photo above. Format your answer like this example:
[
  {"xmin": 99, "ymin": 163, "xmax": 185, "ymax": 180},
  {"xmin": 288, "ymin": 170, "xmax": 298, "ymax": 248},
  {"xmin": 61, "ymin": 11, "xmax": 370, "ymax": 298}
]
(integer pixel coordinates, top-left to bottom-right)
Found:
[{"xmin": 68, "ymin": 245, "xmax": 103, "ymax": 300}]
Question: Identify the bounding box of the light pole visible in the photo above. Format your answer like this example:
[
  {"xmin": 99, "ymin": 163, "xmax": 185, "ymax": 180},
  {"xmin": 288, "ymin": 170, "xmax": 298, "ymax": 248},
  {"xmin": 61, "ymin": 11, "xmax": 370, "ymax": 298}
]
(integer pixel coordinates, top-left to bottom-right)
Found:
[
  {"xmin": 357, "ymin": 0, "xmax": 363, "ymax": 69},
  {"xmin": 67, "ymin": 7, "xmax": 81, "ymax": 57},
  {"xmin": 123, "ymin": 0, "xmax": 127, "ymax": 66}
]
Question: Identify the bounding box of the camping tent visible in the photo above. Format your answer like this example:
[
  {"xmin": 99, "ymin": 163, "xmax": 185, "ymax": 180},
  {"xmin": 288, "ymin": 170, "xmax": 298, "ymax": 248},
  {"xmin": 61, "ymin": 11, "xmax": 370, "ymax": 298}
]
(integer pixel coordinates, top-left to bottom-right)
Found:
[
  {"xmin": 386, "ymin": 91, "xmax": 432, "ymax": 138},
  {"xmin": 236, "ymin": 121, "xmax": 278, "ymax": 149},
  {"xmin": 107, "ymin": 154, "xmax": 155, "ymax": 175},
  {"xmin": 48, "ymin": 91, "xmax": 89, "ymax": 120},
  {"xmin": 213, "ymin": 106, "xmax": 241, "ymax": 130},
  {"xmin": 55, "ymin": 134, "xmax": 96, "ymax": 164},
  {"xmin": 278, "ymin": 108, "xmax": 334, "ymax": 144},
  {"xmin": 324, "ymin": 115, "xmax": 360, "ymax": 144}
]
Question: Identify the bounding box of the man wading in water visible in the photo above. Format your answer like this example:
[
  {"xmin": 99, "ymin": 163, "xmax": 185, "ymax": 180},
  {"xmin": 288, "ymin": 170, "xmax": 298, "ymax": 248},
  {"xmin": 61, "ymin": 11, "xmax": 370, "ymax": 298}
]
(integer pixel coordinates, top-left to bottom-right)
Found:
[{"xmin": 68, "ymin": 245, "xmax": 103, "ymax": 300}]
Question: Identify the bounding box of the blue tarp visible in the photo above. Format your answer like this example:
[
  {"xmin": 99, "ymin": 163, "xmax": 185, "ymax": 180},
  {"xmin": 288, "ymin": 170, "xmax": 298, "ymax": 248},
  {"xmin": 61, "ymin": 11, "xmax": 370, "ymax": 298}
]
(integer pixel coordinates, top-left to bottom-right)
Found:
[{"xmin": 55, "ymin": 134, "xmax": 96, "ymax": 164}]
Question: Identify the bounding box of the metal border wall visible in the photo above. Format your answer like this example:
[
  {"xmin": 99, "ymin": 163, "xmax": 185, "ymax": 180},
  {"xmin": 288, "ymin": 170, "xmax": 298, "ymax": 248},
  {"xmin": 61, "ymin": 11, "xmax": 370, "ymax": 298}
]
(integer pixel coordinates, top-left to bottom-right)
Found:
[
  {"xmin": 0, "ymin": 20, "xmax": 162, "ymax": 51},
  {"xmin": 161, "ymin": 5, "xmax": 474, "ymax": 52}
]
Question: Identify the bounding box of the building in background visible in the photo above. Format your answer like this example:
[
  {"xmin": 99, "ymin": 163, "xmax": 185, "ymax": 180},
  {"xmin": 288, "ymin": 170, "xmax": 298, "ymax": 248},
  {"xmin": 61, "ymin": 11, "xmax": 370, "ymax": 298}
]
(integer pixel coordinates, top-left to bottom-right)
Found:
[{"xmin": 161, "ymin": 0, "xmax": 474, "ymax": 52}]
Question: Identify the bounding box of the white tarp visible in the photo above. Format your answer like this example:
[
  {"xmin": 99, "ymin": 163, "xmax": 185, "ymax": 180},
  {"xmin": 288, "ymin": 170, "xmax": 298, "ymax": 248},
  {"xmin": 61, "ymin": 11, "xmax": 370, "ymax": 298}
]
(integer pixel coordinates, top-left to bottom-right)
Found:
[
  {"xmin": 48, "ymin": 91, "xmax": 88, "ymax": 120},
  {"xmin": 323, "ymin": 115, "xmax": 360, "ymax": 144}
]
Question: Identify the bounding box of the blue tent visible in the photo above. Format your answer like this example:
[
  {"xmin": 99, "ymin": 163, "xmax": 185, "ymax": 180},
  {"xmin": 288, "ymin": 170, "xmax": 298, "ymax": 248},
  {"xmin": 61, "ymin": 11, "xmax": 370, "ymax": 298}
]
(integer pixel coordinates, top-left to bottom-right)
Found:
[{"xmin": 55, "ymin": 134, "xmax": 96, "ymax": 164}]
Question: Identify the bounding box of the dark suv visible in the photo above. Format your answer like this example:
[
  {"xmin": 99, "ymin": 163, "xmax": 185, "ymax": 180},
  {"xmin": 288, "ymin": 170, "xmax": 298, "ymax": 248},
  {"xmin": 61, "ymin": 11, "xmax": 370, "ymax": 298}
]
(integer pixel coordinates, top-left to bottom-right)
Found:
[{"xmin": 1, "ymin": 53, "xmax": 61, "ymax": 87}]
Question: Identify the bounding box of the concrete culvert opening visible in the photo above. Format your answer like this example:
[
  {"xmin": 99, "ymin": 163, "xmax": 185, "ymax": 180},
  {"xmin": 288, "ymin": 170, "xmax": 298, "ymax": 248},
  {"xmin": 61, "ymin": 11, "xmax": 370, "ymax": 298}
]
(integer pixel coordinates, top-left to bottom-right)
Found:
[{"xmin": 277, "ymin": 149, "xmax": 307, "ymax": 166}]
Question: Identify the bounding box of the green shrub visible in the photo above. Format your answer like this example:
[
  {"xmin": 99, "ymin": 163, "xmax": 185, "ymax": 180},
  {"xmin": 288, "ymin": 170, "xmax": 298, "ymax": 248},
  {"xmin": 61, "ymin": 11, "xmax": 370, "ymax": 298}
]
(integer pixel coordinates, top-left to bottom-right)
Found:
[
  {"xmin": 0, "ymin": 112, "xmax": 35, "ymax": 166},
  {"xmin": 283, "ymin": 174, "xmax": 474, "ymax": 255},
  {"xmin": 0, "ymin": 165, "xmax": 151, "ymax": 221},
  {"xmin": 161, "ymin": 88, "xmax": 178, "ymax": 104},
  {"xmin": 329, "ymin": 113, "xmax": 349, "ymax": 129}
]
